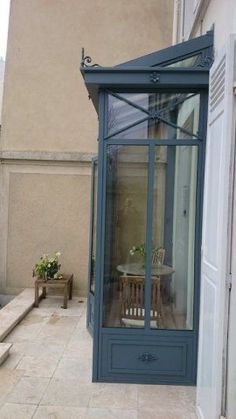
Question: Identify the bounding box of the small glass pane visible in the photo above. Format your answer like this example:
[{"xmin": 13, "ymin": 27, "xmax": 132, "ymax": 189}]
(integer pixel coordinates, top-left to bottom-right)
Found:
[
  {"xmin": 162, "ymin": 54, "xmax": 200, "ymax": 68},
  {"xmin": 90, "ymin": 161, "xmax": 98, "ymax": 294},
  {"xmin": 103, "ymin": 145, "xmax": 148, "ymax": 328},
  {"xmin": 108, "ymin": 93, "xmax": 148, "ymax": 137},
  {"xmin": 151, "ymin": 145, "xmax": 198, "ymax": 330},
  {"xmin": 107, "ymin": 93, "xmax": 200, "ymax": 139}
]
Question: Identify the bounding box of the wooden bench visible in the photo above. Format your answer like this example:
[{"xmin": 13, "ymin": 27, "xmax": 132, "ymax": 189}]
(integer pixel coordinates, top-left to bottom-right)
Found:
[{"xmin": 34, "ymin": 274, "xmax": 73, "ymax": 309}]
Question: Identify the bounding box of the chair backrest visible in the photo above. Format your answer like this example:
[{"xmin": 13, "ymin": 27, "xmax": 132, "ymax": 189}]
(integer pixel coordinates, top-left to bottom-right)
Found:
[
  {"xmin": 120, "ymin": 275, "xmax": 161, "ymax": 322},
  {"xmin": 152, "ymin": 247, "xmax": 165, "ymax": 266}
]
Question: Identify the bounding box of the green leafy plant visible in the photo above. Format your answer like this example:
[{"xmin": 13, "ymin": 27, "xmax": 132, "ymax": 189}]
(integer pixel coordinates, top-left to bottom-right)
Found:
[
  {"xmin": 129, "ymin": 243, "xmax": 146, "ymax": 258},
  {"xmin": 129, "ymin": 244, "xmax": 160, "ymax": 259},
  {"xmin": 33, "ymin": 252, "xmax": 62, "ymax": 280}
]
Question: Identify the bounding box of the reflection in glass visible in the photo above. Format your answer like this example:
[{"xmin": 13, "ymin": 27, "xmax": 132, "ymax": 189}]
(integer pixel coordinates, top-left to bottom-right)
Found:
[
  {"xmin": 90, "ymin": 161, "xmax": 98, "ymax": 293},
  {"xmin": 107, "ymin": 93, "xmax": 148, "ymax": 136},
  {"xmin": 102, "ymin": 144, "xmax": 198, "ymax": 330},
  {"xmin": 162, "ymin": 54, "xmax": 200, "ymax": 68},
  {"xmin": 107, "ymin": 93, "xmax": 200, "ymax": 140},
  {"xmin": 151, "ymin": 146, "xmax": 198, "ymax": 330},
  {"xmin": 103, "ymin": 146, "xmax": 148, "ymax": 327}
]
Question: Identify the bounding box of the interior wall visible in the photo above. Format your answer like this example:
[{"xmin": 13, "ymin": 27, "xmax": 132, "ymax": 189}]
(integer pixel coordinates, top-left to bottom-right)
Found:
[
  {"xmin": 172, "ymin": 96, "xmax": 199, "ymax": 320},
  {"xmin": 173, "ymin": 147, "xmax": 190, "ymax": 315},
  {"xmin": 114, "ymin": 149, "xmax": 148, "ymax": 267}
]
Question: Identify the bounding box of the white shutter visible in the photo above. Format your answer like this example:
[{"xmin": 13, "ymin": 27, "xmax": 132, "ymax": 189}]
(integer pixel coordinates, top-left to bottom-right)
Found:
[{"xmin": 197, "ymin": 35, "xmax": 236, "ymax": 419}]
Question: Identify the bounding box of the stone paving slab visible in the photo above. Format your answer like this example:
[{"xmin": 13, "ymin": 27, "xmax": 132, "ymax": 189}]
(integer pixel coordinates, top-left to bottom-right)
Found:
[
  {"xmin": 0, "ymin": 296, "xmax": 197, "ymax": 418},
  {"xmin": 0, "ymin": 288, "xmax": 39, "ymax": 368},
  {"xmin": 0, "ymin": 288, "xmax": 36, "ymax": 342},
  {"xmin": 0, "ymin": 369, "xmax": 24, "ymax": 404},
  {"xmin": 34, "ymin": 406, "xmax": 138, "ymax": 419},
  {"xmin": 0, "ymin": 402, "xmax": 37, "ymax": 419},
  {"xmin": 0, "ymin": 343, "xmax": 12, "ymax": 366}
]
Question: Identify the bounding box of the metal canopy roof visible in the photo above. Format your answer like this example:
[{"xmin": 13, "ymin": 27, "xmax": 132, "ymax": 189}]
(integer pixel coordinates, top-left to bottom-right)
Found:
[{"xmin": 80, "ymin": 31, "xmax": 213, "ymax": 112}]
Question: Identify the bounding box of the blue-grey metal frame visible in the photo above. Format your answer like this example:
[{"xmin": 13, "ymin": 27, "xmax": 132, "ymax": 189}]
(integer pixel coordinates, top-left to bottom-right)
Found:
[
  {"xmin": 87, "ymin": 157, "xmax": 98, "ymax": 335},
  {"xmin": 116, "ymin": 31, "xmax": 213, "ymax": 68},
  {"xmin": 105, "ymin": 91, "xmax": 200, "ymax": 140},
  {"xmin": 82, "ymin": 32, "xmax": 212, "ymax": 385},
  {"xmin": 90, "ymin": 88, "xmax": 208, "ymax": 385}
]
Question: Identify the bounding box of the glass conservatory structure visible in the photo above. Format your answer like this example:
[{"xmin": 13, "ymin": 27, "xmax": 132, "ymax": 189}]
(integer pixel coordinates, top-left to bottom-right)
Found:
[{"xmin": 81, "ymin": 31, "xmax": 213, "ymax": 385}]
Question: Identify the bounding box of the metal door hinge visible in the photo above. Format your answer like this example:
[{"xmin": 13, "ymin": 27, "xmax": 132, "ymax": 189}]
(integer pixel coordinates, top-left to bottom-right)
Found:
[
  {"xmin": 227, "ymin": 273, "xmax": 232, "ymax": 291},
  {"xmin": 233, "ymin": 82, "xmax": 236, "ymax": 95}
]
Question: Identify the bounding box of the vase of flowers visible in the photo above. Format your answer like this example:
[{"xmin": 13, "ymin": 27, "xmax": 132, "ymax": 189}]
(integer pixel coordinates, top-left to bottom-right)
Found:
[
  {"xmin": 129, "ymin": 243, "xmax": 146, "ymax": 267},
  {"xmin": 129, "ymin": 243, "xmax": 161, "ymax": 267},
  {"xmin": 33, "ymin": 252, "xmax": 62, "ymax": 280}
]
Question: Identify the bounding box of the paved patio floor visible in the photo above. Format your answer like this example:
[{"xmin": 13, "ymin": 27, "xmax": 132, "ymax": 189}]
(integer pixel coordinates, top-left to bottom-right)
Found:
[{"xmin": 0, "ymin": 296, "xmax": 197, "ymax": 418}]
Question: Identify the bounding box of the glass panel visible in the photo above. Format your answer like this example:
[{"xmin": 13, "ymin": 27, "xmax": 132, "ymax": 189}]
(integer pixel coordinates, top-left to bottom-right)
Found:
[
  {"xmin": 90, "ymin": 161, "xmax": 98, "ymax": 294},
  {"xmin": 103, "ymin": 145, "xmax": 148, "ymax": 328},
  {"xmin": 107, "ymin": 93, "xmax": 200, "ymax": 139},
  {"xmin": 151, "ymin": 145, "xmax": 198, "ymax": 330},
  {"xmin": 107, "ymin": 93, "xmax": 148, "ymax": 137},
  {"xmin": 162, "ymin": 54, "xmax": 200, "ymax": 68}
]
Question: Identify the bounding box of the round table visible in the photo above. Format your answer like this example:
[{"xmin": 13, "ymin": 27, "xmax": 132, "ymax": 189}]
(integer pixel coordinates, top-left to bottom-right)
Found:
[{"xmin": 117, "ymin": 262, "xmax": 174, "ymax": 277}]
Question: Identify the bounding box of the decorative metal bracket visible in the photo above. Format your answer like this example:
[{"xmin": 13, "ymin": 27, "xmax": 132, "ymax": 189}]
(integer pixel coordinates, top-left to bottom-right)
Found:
[
  {"xmin": 196, "ymin": 52, "xmax": 214, "ymax": 68},
  {"xmin": 150, "ymin": 110, "xmax": 160, "ymax": 121},
  {"xmin": 138, "ymin": 352, "xmax": 158, "ymax": 363},
  {"xmin": 81, "ymin": 48, "xmax": 99, "ymax": 68},
  {"xmin": 150, "ymin": 72, "xmax": 160, "ymax": 83}
]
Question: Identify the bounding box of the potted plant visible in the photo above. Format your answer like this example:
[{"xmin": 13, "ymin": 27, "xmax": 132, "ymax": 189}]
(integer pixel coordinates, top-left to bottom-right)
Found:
[
  {"xmin": 33, "ymin": 252, "xmax": 62, "ymax": 280},
  {"xmin": 129, "ymin": 244, "xmax": 162, "ymax": 267}
]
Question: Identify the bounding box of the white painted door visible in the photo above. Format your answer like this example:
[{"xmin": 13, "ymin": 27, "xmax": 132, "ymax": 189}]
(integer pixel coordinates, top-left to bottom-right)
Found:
[
  {"xmin": 197, "ymin": 35, "xmax": 236, "ymax": 419},
  {"xmin": 227, "ymin": 156, "xmax": 236, "ymax": 418}
]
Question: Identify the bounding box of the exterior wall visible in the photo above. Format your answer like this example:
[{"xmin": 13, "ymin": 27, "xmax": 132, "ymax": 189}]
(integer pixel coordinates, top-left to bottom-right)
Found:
[
  {"xmin": 173, "ymin": 0, "xmax": 236, "ymax": 54},
  {"xmin": 0, "ymin": 58, "xmax": 5, "ymax": 124},
  {"xmin": 0, "ymin": 0, "xmax": 174, "ymax": 295}
]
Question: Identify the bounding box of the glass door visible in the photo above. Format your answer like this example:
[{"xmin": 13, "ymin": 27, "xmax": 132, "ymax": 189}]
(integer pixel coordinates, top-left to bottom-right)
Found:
[
  {"xmin": 102, "ymin": 144, "xmax": 198, "ymax": 332},
  {"xmin": 151, "ymin": 145, "xmax": 198, "ymax": 330},
  {"xmin": 94, "ymin": 89, "xmax": 205, "ymax": 384},
  {"xmin": 87, "ymin": 158, "xmax": 98, "ymax": 334},
  {"xmin": 103, "ymin": 145, "xmax": 149, "ymax": 328}
]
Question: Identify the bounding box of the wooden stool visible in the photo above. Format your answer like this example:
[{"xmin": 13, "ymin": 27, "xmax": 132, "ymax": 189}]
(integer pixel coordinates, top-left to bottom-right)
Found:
[{"xmin": 34, "ymin": 274, "xmax": 73, "ymax": 309}]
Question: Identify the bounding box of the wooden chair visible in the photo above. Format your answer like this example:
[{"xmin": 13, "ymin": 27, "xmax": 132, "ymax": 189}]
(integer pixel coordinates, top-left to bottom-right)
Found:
[
  {"xmin": 152, "ymin": 247, "xmax": 165, "ymax": 266},
  {"xmin": 119, "ymin": 275, "xmax": 162, "ymax": 328}
]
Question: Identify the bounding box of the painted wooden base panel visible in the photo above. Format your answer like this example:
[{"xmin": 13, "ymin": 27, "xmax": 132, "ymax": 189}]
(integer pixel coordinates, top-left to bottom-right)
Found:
[{"xmin": 97, "ymin": 331, "xmax": 196, "ymax": 385}]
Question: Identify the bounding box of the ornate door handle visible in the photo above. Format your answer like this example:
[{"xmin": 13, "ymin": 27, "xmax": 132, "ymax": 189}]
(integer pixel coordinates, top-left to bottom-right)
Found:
[{"xmin": 138, "ymin": 352, "xmax": 158, "ymax": 363}]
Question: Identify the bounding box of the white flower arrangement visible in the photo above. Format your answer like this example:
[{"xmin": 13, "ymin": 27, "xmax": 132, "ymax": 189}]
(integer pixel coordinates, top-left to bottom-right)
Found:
[
  {"xmin": 33, "ymin": 251, "xmax": 62, "ymax": 280},
  {"xmin": 129, "ymin": 244, "xmax": 160, "ymax": 259}
]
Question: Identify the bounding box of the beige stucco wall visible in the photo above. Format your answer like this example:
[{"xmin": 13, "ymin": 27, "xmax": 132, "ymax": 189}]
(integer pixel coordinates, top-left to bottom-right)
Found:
[
  {"xmin": 0, "ymin": 0, "xmax": 174, "ymax": 295},
  {"xmin": 1, "ymin": 0, "xmax": 173, "ymax": 153},
  {"xmin": 0, "ymin": 58, "xmax": 5, "ymax": 125},
  {"xmin": 4, "ymin": 165, "xmax": 90, "ymax": 295}
]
